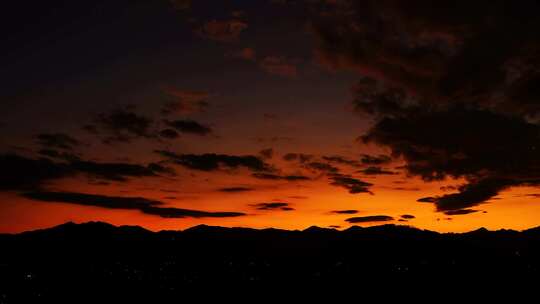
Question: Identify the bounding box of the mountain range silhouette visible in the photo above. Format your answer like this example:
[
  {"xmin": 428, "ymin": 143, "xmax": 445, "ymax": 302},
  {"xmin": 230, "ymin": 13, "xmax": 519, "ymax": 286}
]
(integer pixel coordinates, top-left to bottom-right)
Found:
[{"xmin": 1, "ymin": 222, "xmax": 539, "ymax": 301}]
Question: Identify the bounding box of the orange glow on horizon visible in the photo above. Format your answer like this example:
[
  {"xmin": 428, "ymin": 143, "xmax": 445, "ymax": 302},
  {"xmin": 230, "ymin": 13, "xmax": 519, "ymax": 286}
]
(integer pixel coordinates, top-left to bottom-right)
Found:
[{"xmin": 2, "ymin": 169, "xmax": 539, "ymax": 234}]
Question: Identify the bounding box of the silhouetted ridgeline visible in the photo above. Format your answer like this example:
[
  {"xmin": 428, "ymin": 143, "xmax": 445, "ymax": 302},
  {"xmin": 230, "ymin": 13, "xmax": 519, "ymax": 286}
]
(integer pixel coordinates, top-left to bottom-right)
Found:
[{"xmin": 1, "ymin": 222, "xmax": 540, "ymax": 301}]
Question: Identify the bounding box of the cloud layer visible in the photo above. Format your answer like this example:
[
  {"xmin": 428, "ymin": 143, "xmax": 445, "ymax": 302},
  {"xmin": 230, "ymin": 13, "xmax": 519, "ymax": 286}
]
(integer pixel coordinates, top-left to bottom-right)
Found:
[
  {"xmin": 311, "ymin": 0, "xmax": 540, "ymax": 214},
  {"xmin": 24, "ymin": 191, "xmax": 245, "ymax": 218}
]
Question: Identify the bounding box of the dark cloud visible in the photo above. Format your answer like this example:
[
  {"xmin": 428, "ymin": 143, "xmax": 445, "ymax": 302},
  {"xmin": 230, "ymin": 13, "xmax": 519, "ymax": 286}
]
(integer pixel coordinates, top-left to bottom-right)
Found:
[
  {"xmin": 23, "ymin": 191, "xmax": 245, "ymax": 218},
  {"xmin": 312, "ymin": 0, "xmax": 540, "ymax": 214},
  {"xmin": 351, "ymin": 78, "xmax": 409, "ymax": 117},
  {"xmin": 36, "ymin": 133, "xmax": 80, "ymax": 150},
  {"xmin": 443, "ymin": 209, "xmax": 479, "ymax": 216},
  {"xmin": 218, "ymin": 187, "xmax": 254, "ymax": 193},
  {"xmin": 259, "ymin": 148, "xmax": 274, "ymax": 159},
  {"xmin": 283, "ymin": 153, "xmax": 313, "ymax": 163},
  {"xmin": 0, "ymin": 154, "xmax": 172, "ymax": 191},
  {"xmin": 306, "ymin": 162, "xmax": 339, "ymax": 173},
  {"xmin": 94, "ymin": 108, "xmax": 154, "ymax": 144},
  {"xmin": 251, "ymin": 202, "xmax": 294, "ymax": 211},
  {"xmin": 24, "ymin": 191, "xmax": 161, "ymax": 210},
  {"xmin": 252, "ymin": 173, "xmax": 310, "ymax": 181},
  {"xmin": 313, "ymin": 0, "xmax": 540, "ymax": 113},
  {"xmin": 360, "ymin": 154, "xmax": 392, "ymax": 166},
  {"xmin": 141, "ymin": 206, "xmax": 245, "ymax": 218},
  {"xmin": 164, "ymin": 119, "xmax": 213, "ymax": 136},
  {"xmin": 322, "ymin": 155, "xmax": 360, "ymax": 168},
  {"xmin": 38, "ymin": 149, "xmax": 80, "ymax": 162},
  {"xmin": 156, "ymin": 150, "xmax": 272, "ymax": 172},
  {"xmin": 0, "ymin": 154, "xmax": 71, "ymax": 191},
  {"xmin": 70, "ymin": 160, "xmax": 175, "ymax": 182},
  {"xmin": 421, "ymin": 179, "xmax": 509, "ymax": 212},
  {"xmin": 440, "ymin": 185, "xmax": 459, "ymax": 192},
  {"xmin": 329, "ymin": 173, "xmax": 373, "ymax": 194},
  {"xmin": 362, "ymin": 108, "xmax": 540, "ymax": 182},
  {"xmin": 345, "ymin": 215, "xmax": 394, "ymax": 223},
  {"xmin": 358, "ymin": 166, "xmax": 397, "ymax": 175},
  {"xmin": 417, "ymin": 197, "xmax": 437, "ymax": 203},
  {"xmin": 391, "ymin": 187, "xmax": 421, "ymax": 191},
  {"xmin": 147, "ymin": 163, "xmax": 177, "ymax": 176},
  {"xmin": 363, "ymin": 107, "xmax": 540, "ymax": 212},
  {"xmin": 161, "ymin": 87, "xmax": 210, "ymax": 115},
  {"xmin": 331, "ymin": 210, "xmax": 358, "ymax": 214},
  {"xmin": 401, "ymin": 214, "xmax": 415, "ymax": 219}
]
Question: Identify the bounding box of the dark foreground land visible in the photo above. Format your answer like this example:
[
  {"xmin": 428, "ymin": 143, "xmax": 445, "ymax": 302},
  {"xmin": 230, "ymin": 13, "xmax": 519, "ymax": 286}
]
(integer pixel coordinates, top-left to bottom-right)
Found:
[{"xmin": 1, "ymin": 222, "xmax": 539, "ymax": 301}]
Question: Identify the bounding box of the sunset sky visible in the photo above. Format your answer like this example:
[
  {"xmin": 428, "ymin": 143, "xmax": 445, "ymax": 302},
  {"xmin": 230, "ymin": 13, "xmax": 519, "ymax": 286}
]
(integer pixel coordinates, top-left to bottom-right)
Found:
[{"xmin": 2, "ymin": 0, "xmax": 540, "ymax": 233}]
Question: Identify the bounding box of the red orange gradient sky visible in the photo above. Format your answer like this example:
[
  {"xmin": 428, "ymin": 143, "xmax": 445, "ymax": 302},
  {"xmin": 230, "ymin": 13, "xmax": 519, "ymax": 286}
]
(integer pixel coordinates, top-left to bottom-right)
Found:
[{"xmin": 1, "ymin": 0, "xmax": 540, "ymax": 233}]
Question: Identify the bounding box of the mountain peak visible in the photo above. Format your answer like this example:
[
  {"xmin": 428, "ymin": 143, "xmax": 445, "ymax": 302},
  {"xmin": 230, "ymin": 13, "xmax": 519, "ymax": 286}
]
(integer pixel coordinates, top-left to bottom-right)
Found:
[{"xmin": 303, "ymin": 226, "xmax": 336, "ymax": 233}]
